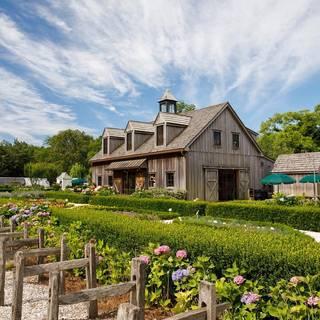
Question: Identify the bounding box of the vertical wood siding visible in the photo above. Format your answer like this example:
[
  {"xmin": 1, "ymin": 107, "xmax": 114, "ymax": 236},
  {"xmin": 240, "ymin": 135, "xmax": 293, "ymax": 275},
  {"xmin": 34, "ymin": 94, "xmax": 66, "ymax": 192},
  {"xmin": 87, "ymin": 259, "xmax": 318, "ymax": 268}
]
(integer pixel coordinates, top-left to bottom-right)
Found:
[{"xmin": 109, "ymin": 137, "xmax": 124, "ymax": 153}]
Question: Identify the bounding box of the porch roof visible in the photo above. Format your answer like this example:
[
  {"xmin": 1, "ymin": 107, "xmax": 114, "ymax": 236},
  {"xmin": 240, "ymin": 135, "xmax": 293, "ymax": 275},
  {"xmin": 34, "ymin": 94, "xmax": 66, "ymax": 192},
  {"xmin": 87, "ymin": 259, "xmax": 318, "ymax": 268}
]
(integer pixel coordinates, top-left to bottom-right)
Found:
[{"xmin": 106, "ymin": 158, "xmax": 147, "ymax": 170}]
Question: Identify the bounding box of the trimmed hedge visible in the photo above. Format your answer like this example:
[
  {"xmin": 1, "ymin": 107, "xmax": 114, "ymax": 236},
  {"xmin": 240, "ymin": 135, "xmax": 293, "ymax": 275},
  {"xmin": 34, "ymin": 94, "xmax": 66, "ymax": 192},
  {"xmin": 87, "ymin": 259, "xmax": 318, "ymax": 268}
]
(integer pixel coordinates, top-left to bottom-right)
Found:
[
  {"xmin": 206, "ymin": 202, "xmax": 320, "ymax": 232},
  {"xmin": 53, "ymin": 207, "xmax": 320, "ymax": 284}
]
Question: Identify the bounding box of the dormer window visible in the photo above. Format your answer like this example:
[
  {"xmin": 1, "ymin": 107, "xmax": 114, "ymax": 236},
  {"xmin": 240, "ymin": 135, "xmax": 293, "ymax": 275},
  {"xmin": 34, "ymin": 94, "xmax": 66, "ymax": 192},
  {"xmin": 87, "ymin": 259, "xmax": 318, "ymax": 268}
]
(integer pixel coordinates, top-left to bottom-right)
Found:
[
  {"xmin": 126, "ymin": 132, "xmax": 132, "ymax": 150},
  {"xmin": 103, "ymin": 137, "xmax": 108, "ymax": 154},
  {"xmin": 156, "ymin": 125, "xmax": 164, "ymax": 146}
]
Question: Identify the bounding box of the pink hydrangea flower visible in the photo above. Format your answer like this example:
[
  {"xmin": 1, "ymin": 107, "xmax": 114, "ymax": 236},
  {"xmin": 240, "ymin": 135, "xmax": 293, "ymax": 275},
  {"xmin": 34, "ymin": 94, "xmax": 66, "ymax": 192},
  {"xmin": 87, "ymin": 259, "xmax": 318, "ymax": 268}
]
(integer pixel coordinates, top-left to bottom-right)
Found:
[
  {"xmin": 154, "ymin": 245, "xmax": 171, "ymax": 255},
  {"xmin": 241, "ymin": 292, "xmax": 260, "ymax": 305},
  {"xmin": 307, "ymin": 296, "xmax": 320, "ymax": 307},
  {"xmin": 234, "ymin": 275, "xmax": 245, "ymax": 285},
  {"xmin": 290, "ymin": 276, "xmax": 301, "ymax": 285},
  {"xmin": 139, "ymin": 255, "xmax": 150, "ymax": 265},
  {"xmin": 176, "ymin": 250, "xmax": 187, "ymax": 259}
]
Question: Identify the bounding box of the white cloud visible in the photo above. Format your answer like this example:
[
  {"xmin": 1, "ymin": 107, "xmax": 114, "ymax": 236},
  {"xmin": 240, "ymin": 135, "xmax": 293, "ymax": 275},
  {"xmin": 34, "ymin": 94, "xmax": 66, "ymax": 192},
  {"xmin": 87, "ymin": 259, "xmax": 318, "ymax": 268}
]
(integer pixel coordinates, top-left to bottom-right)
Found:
[
  {"xmin": 0, "ymin": 0, "xmax": 319, "ymax": 135},
  {"xmin": 0, "ymin": 68, "xmax": 90, "ymax": 144}
]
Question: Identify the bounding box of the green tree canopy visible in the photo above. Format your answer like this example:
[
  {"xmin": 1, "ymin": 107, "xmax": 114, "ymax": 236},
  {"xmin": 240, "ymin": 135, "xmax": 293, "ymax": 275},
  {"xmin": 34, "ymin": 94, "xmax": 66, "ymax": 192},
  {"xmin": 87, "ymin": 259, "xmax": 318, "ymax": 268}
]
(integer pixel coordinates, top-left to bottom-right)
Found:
[
  {"xmin": 258, "ymin": 105, "xmax": 320, "ymax": 159},
  {"xmin": 70, "ymin": 162, "xmax": 87, "ymax": 178},
  {"xmin": 176, "ymin": 101, "xmax": 196, "ymax": 113},
  {"xmin": 24, "ymin": 162, "xmax": 61, "ymax": 184}
]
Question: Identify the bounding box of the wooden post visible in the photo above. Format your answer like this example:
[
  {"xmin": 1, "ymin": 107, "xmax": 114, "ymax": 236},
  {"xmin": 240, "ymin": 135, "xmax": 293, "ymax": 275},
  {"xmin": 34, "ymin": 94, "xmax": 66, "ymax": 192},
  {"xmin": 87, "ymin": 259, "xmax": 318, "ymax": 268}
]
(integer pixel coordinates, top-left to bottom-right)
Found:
[
  {"xmin": 0, "ymin": 216, "xmax": 3, "ymax": 228},
  {"xmin": 0, "ymin": 238, "xmax": 6, "ymax": 306},
  {"xmin": 59, "ymin": 234, "xmax": 68, "ymax": 294},
  {"xmin": 48, "ymin": 271, "xmax": 60, "ymax": 320},
  {"xmin": 11, "ymin": 251, "xmax": 25, "ymax": 320},
  {"xmin": 85, "ymin": 240, "xmax": 98, "ymax": 319},
  {"xmin": 37, "ymin": 228, "xmax": 45, "ymax": 282},
  {"xmin": 23, "ymin": 223, "xmax": 28, "ymax": 239},
  {"xmin": 130, "ymin": 258, "xmax": 146, "ymax": 320},
  {"xmin": 117, "ymin": 303, "xmax": 140, "ymax": 320},
  {"xmin": 199, "ymin": 281, "xmax": 217, "ymax": 320},
  {"xmin": 10, "ymin": 219, "xmax": 16, "ymax": 233}
]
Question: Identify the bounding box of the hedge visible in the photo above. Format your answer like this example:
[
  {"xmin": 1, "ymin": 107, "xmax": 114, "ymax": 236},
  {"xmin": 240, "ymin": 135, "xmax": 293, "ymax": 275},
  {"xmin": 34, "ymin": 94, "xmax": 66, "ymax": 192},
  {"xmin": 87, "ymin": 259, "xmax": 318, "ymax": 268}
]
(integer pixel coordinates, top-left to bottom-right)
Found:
[
  {"xmin": 45, "ymin": 192, "xmax": 206, "ymax": 216},
  {"xmin": 53, "ymin": 207, "xmax": 320, "ymax": 284},
  {"xmin": 206, "ymin": 202, "xmax": 320, "ymax": 232}
]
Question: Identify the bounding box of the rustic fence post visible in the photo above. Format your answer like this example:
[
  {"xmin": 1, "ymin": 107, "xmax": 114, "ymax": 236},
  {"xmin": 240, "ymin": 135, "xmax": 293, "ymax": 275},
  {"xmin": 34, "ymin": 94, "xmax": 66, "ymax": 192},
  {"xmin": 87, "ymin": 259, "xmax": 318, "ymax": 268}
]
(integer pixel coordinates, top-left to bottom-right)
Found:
[
  {"xmin": 23, "ymin": 223, "xmax": 28, "ymax": 239},
  {"xmin": 11, "ymin": 251, "xmax": 25, "ymax": 320},
  {"xmin": 130, "ymin": 258, "xmax": 146, "ymax": 320},
  {"xmin": 199, "ymin": 281, "xmax": 217, "ymax": 320},
  {"xmin": 0, "ymin": 216, "xmax": 3, "ymax": 228},
  {"xmin": 10, "ymin": 219, "xmax": 15, "ymax": 233},
  {"xmin": 0, "ymin": 238, "xmax": 6, "ymax": 306},
  {"xmin": 37, "ymin": 228, "xmax": 45, "ymax": 282},
  {"xmin": 59, "ymin": 233, "xmax": 67, "ymax": 295},
  {"xmin": 85, "ymin": 240, "xmax": 98, "ymax": 319},
  {"xmin": 117, "ymin": 303, "xmax": 140, "ymax": 320},
  {"xmin": 48, "ymin": 271, "xmax": 60, "ymax": 320}
]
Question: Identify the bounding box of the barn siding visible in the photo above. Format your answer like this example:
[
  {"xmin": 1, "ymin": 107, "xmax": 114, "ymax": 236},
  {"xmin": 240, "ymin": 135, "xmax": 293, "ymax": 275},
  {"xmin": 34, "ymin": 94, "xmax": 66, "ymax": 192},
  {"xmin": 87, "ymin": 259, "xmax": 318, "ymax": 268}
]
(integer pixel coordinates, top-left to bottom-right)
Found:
[
  {"xmin": 109, "ymin": 137, "xmax": 124, "ymax": 153},
  {"xmin": 186, "ymin": 108, "xmax": 273, "ymax": 200}
]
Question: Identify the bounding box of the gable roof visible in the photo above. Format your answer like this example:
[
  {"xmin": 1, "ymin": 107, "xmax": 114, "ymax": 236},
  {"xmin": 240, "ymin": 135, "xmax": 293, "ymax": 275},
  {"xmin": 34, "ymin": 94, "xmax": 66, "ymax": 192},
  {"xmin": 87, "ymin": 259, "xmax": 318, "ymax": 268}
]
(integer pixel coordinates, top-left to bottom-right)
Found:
[
  {"xmin": 91, "ymin": 102, "xmax": 262, "ymax": 163},
  {"xmin": 272, "ymin": 152, "xmax": 320, "ymax": 173},
  {"xmin": 103, "ymin": 127, "xmax": 125, "ymax": 137},
  {"xmin": 125, "ymin": 120, "xmax": 154, "ymax": 133},
  {"xmin": 154, "ymin": 112, "xmax": 191, "ymax": 126}
]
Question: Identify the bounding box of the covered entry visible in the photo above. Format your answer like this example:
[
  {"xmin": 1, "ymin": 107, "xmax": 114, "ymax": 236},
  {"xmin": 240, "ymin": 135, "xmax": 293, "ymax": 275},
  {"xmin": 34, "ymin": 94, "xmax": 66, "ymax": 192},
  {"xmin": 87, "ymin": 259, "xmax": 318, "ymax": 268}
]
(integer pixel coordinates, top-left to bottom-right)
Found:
[
  {"xmin": 107, "ymin": 159, "xmax": 147, "ymax": 194},
  {"xmin": 204, "ymin": 168, "xmax": 249, "ymax": 201}
]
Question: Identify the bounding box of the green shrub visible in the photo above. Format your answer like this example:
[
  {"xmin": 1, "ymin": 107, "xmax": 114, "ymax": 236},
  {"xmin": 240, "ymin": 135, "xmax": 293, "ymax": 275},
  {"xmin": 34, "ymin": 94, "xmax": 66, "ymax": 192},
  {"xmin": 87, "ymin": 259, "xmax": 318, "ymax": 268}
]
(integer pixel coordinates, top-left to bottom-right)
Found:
[
  {"xmin": 53, "ymin": 207, "xmax": 320, "ymax": 284},
  {"xmin": 131, "ymin": 188, "xmax": 187, "ymax": 200},
  {"xmin": 206, "ymin": 202, "xmax": 320, "ymax": 231},
  {"xmin": 0, "ymin": 185, "xmax": 13, "ymax": 192},
  {"xmin": 89, "ymin": 196, "xmax": 206, "ymax": 216}
]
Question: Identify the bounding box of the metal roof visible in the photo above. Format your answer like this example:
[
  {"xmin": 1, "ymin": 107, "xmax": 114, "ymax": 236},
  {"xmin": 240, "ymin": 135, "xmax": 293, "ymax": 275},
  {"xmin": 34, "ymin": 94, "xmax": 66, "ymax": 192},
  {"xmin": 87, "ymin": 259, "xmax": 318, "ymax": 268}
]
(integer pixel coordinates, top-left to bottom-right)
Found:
[
  {"xmin": 106, "ymin": 158, "xmax": 147, "ymax": 170},
  {"xmin": 272, "ymin": 152, "xmax": 320, "ymax": 173}
]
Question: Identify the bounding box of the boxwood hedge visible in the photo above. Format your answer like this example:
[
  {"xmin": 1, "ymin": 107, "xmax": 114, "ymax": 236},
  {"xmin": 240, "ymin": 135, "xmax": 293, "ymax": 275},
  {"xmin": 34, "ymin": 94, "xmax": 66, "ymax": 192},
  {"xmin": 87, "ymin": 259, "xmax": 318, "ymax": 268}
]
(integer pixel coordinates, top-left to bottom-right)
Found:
[
  {"xmin": 53, "ymin": 207, "xmax": 320, "ymax": 284},
  {"xmin": 206, "ymin": 202, "xmax": 320, "ymax": 231}
]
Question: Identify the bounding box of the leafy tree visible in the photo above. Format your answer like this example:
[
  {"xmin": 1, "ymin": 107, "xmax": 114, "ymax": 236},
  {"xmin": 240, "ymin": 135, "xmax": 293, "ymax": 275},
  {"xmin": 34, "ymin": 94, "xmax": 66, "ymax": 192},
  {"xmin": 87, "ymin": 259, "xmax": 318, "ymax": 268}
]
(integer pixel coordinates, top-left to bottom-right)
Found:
[
  {"xmin": 46, "ymin": 129, "xmax": 95, "ymax": 172},
  {"xmin": 176, "ymin": 101, "xmax": 196, "ymax": 113},
  {"xmin": 70, "ymin": 162, "xmax": 87, "ymax": 178},
  {"xmin": 24, "ymin": 162, "xmax": 61, "ymax": 184},
  {"xmin": 258, "ymin": 105, "xmax": 320, "ymax": 159}
]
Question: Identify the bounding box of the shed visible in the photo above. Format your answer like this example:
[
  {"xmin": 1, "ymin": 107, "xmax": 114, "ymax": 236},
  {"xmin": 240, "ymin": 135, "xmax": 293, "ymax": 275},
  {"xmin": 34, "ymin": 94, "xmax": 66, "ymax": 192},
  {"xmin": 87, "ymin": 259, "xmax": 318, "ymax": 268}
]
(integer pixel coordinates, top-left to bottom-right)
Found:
[
  {"xmin": 56, "ymin": 172, "xmax": 72, "ymax": 190},
  {"xmin": 272, "ymin": 152, "xmax": 320, "ymax": 197}
]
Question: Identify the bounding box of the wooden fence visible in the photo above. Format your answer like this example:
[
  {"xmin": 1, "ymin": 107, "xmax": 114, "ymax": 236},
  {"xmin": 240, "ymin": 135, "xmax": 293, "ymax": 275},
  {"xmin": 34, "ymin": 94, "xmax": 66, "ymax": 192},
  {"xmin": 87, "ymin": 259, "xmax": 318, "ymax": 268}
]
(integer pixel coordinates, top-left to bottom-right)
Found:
[{"xmin": 163, "ymin": 281, "xmax": 230, "ymax": 320}]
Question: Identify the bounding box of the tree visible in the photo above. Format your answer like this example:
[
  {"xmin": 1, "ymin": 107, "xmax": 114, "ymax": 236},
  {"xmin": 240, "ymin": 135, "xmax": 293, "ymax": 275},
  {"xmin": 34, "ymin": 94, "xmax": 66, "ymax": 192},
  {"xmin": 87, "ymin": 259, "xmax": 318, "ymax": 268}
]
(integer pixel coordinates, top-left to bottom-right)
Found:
[
  {"xmin": 70, "ymin": 162, "xmax": 87, "ymax": 178},
  {"xmin": 176, "ymin": 101, "xmax": 196, "ymax": 113},
  {"xmin": 46, "ymin": 129, "xmax": 96, "ymax": 172},
  {"xmin": 258, "ymin": 105, "xmax": 320, "ymax": 159},
  {"xmin": 24, "ymin": 162, "xmax": 61, "ymax": 184}
]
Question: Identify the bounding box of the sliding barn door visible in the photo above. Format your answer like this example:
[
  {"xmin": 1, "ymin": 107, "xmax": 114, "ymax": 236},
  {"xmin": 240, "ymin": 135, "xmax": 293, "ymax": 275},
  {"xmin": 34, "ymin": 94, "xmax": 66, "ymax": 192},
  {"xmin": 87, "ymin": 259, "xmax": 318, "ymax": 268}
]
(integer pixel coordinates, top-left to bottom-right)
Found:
[
  {"xmin": 238, "ymin": 169, "xmax": 249, "ymax": 200},
  {"xmin": 205, "ymin": 169, "xmax": 218, "ymax": 201}
]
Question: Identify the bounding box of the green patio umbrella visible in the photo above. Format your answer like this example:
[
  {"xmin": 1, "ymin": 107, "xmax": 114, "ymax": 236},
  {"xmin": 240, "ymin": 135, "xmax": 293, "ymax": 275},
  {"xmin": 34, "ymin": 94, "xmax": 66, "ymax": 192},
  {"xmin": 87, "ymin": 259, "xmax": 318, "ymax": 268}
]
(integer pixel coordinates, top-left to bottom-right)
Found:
[
  {"xmin": 261, "ymin": 173, "xmax": 296, "ymax": 185},
  {"xmin": 72, "ymin": 178, "xmax": 87, "ymax": 186},
  {"xmin": 299, "ymin": 174, "xmax": 320, "ymax": 183}
]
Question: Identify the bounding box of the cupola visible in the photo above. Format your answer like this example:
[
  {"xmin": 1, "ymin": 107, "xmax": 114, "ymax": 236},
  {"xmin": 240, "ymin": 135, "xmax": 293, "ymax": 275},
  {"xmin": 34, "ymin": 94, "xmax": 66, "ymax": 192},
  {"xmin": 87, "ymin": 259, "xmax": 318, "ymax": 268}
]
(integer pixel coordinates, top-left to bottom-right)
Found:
[{"xmin": 158, "ymin": 89, "xmax": 178, "ymax": 113}]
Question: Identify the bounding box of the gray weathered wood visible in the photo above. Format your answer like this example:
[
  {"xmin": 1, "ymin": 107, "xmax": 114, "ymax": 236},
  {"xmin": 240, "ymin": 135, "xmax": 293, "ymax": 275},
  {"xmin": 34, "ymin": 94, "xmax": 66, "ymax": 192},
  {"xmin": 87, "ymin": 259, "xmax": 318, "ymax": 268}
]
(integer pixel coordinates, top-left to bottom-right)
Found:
[
  {"xmin": 18, "ymin": 247, "xmax": 62, "ymax": 258},
  {"xmin": 24, "ymin": 258, "xmax": 89, "ymax": 277},
  {"xmin": 10, "ymin": 219, "xmax": 16, "ymax": 233},
  {"xmin": 164, "ymin": 307, "xmax": 207, "ymax": 320},
  {"xmin": 59, "ymin": 234, "xmax": 67, "ymax": 295},
  {"xmin": 130, "ymin": 258, "xmax": 146, "ymax": 320},
  {"xmin": 11, "ymin": 251, "xmax": 25, "ymax": 320},
  {"xmin": 6, "ymin": 238, "xmax": 38, "ymax": 251},
  {"xmin": 85, "ymin": 241, "xmax": 98, "ymax": 319},
  {"xmin": 117, "ymin": 303, "xmax": 140, "ymax": 320},
  {"xmin": 0, "ymin": 238, "xmax": 5, "ymax": 306},
  {"xmin": 0, "ymin": 232, "xmax": 23, "ymax": 238},
  {"xmin": 48, "ymin": 271, "xmax": 60, "ymax": 320},
  {"xmin": 0, "ymin": 216, "xmax": 3, "ymax": 228},
  {"xmin": 59, "ymin": 281, "xmax": 136, "ymax": 305},
  {"xmin": 199, "ymin": 281, "xmax": 216, "ymax": 320},
  {"xmin": 37, "ymin": 228, "xmax": 45, "ymax": 282},
  {"xmin": 23, "ymin": 223, "xmax": 28, "ymax": 239},
  {"xmin": 0, "ymin": 227, "xmax": 10, "ymax": 233}
]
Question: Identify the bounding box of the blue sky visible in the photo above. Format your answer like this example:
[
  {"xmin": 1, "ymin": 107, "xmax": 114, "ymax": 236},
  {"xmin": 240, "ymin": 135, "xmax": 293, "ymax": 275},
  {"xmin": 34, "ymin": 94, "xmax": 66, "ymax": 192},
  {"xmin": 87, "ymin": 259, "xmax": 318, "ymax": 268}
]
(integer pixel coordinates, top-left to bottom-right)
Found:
[{"xmin": 0, "ymin": 0, "xmax": 319, "ymax": 145}]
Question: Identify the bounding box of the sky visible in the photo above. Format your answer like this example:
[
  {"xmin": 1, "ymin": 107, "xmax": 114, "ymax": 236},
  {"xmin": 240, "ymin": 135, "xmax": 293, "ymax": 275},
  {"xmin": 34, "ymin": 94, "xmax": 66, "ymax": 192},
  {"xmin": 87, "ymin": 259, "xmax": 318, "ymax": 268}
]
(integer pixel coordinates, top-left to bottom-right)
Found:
[{"xmin": 0, "ymin": 0, "xmax": 319, "ymax": 145}]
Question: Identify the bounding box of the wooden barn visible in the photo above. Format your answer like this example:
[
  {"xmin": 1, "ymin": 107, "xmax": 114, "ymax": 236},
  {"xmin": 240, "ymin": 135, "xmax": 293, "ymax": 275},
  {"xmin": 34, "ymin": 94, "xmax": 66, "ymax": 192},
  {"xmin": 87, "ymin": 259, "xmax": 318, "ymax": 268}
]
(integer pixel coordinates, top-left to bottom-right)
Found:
[
  {"xmin": 90, "ymin": 90, "xmax": 273, "ymax": 201},
  {"xmin": 272, "ymin": 152, "xmax": 320, "ymax": 197}
]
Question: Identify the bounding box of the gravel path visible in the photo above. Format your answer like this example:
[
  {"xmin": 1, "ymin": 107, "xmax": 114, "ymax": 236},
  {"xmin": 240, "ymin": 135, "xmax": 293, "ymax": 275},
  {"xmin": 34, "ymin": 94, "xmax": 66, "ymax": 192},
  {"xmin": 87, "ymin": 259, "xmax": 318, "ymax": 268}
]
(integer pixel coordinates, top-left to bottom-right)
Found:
[
  {"xmin": 300, "ymin": 230, "xmax": 320, "ymax": 242},
  {"xmin": 0, "ymin": 272, "xmax": 111, "ymax": 320}
]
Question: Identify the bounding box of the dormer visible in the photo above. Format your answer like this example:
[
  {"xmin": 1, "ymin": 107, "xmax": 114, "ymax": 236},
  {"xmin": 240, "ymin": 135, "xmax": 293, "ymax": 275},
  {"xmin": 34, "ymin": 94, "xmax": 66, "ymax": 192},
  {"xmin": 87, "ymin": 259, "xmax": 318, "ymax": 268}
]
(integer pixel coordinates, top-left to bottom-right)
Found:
[
  {"xmin": 154, "ymin": 112, "xmax": 191, "ymax": 146},
  {"xmin": 158, "ymin": 89, "xmax": 178, "ymax": 113},
  {"xmin": 102, "ymin": 128, "xmax": 125, "ymax": 155},
  {"xmin": 125, "ymin": 121, "xmax": 154, "ymax": 151}
]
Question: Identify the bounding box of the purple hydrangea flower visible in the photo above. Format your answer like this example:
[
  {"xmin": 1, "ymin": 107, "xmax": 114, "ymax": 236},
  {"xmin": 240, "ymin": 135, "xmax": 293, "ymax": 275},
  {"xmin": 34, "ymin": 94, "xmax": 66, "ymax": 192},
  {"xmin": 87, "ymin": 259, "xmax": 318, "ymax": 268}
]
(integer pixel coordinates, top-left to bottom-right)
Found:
[
  {"xmin": 172, "ymin": 269, "xmax": 190, "ymax": 281},
  {"xmin": 241, "ymin": 292, "xmax": 260, "ymax": 305},
  {"xmin": 307, "ymin": 296, "xmax": 320, "ymax": 307}
]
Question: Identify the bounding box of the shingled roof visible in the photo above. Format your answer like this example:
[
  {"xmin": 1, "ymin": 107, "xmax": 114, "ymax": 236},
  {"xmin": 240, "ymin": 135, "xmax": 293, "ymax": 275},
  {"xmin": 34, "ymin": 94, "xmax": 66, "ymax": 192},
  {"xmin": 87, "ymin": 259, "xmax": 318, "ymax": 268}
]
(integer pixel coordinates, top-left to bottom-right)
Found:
[{"xmin": 272, "ymin": 152, "xmax": 320, "ymax": 173}]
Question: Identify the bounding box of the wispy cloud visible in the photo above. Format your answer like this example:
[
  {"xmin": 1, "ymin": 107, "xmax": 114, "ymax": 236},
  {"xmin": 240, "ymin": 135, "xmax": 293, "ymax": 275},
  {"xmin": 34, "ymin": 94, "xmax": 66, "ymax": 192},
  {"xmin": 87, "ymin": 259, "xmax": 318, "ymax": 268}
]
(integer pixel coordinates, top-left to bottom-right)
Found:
[{"xmin": 0, "ymin": 67, "xmax": 90, "ymax": 144}]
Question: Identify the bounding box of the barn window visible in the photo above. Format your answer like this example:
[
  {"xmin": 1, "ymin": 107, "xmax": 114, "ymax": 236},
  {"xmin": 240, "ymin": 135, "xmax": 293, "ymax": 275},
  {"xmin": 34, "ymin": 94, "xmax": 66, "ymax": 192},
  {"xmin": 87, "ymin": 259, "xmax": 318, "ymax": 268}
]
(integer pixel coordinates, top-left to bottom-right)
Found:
[
  {"xmin": 232, "ymin": 133, "xmax": 240, "ymax": 149},
  {"xmin": 213, "ymin": 130, "xmax": 221, "ymax": 146},
  {"xmin": 166, "ymin": 172, "xmax": 175, "ymax": 187},
  {"xmin": 108, "ymin": 175, "xmax": 113, "ymax": 186},
  {"xmin": 97, "ymin": 176, "xmax": 102, "ymax": 186},
  {"xmin": 156, "ymin": 125, "xmax": 164, "ymax": 146},
  {"xmin": 148, "ymin": 173, "xmax": 156, "ymax": 188},
  {"xmin": 126, "ymin": 132, "xmax": 132, "ymax": 150},
  {"xmin": 103, "ymin": 137, "xmax": 108, "ymax": 154}
]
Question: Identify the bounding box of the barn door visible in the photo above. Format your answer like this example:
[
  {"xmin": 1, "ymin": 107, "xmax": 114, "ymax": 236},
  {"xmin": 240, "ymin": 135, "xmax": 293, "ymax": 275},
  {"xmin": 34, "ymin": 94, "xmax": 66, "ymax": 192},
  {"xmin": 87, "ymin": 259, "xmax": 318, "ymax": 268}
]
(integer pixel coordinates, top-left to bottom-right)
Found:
[
  {"xmin": 238, "ymin": 169, "xmax": 249, "ymax": 200},
  {"xmin": 205, "ymin": 169, "xmax": 218, "ymax": 201}
]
